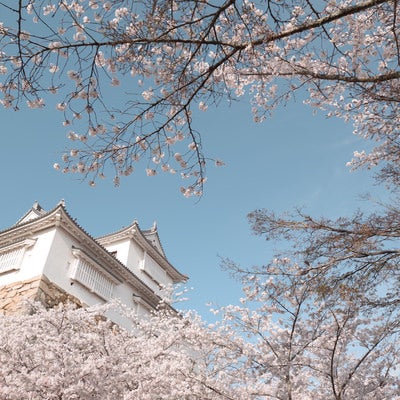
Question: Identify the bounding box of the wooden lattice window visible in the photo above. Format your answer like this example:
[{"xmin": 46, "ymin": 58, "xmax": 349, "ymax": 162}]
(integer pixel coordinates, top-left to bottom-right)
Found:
[
  {"xmin": 71, "ymin": 249, "xmax": 117, "ymax": 300},
  {"xmin": 0, "ymin": 239, "xmax": 36, "ymax": 275}
]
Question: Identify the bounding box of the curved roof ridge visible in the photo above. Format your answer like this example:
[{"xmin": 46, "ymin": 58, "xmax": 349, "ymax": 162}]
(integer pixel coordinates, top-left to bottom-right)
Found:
[
  {"xmin": 95, "ymin": 219, "xmax": 168, "ymax": 259},
  {"xmin": 141, "ymin": 227, "xmax": 167, "ymax": 258},
  {"xmin": 5, "ymin": 202, "xmax": 58, "ymax": 233},
  {"xmin": 132, "ymin": 227, "xmax": 187, "ymax": 282},
  {"xmin": 15, "ymin": 201, "xmax": 48, "ymax": 226},
  {"xmin": 95, "ymin": 219, "xmax": 140, "ymax": 240},
  {"xmin": 96, "ymin": 219, "xmax": 187, "ymax": 282}
]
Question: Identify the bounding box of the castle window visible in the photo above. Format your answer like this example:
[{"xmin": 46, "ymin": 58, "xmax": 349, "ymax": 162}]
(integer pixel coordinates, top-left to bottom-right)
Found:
[
  {"xmin": 71, "ymin": 249, "xmax": 117, "ymax": 300},
  {"xmin": 0, "ymin": 239, "xmax": 36, "ymax": 275},
  {"xmin": 140, "ymin": 252, "xmax": 168, "ymax": 286}
]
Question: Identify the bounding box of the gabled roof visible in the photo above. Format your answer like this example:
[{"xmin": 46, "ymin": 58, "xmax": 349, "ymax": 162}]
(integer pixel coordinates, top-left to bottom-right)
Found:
[
  {"xmin": 96, "ymin": 221, "xmax": 187, "ymax": 284},
  {"xmin": 142, "ymin": 222, "xmax": 166, "ymax": 256},
  {"xmin": 0, "ymin": 201, "xmax": 186, "ymax": 308},
  {"xmin": 15, "ymin": 201, "xmax": 47, "ymax": 225}
]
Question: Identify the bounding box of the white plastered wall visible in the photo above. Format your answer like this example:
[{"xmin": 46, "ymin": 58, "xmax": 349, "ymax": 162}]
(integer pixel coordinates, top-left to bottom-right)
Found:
[
  {"xmin": 0, "ymin": 227, "xmax": 56, "ymax": 286},
  {"xmin": 43, "ymin": 227, "xmax": 153, "ymax": 328}
]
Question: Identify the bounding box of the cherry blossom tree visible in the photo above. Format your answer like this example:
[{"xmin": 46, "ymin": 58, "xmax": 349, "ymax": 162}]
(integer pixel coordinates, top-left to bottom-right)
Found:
[
  {"xmin": 0, "ymin": 302, "xmax": 249, "ymax": 400},
  {"xmin": 244, "ymin": 205, "xmax": 400, "ymax": 315},
  {"xmin": 218, "ymin": 203, "xmax": 400, "ymax": 398},
  {"xmin": 0, "ymin": 0, "xmax": 399, "ymax": 194},
  {"xmin": 0, "ymin": 2, "xmax": 399, "ymax": 395},
  {"xmin": 217, "ymin": 264, "xmax": 400, "ymax": 399},
  {"xmin": 1, "ymin": 276, "xmax": 398, "ymax": 399}
]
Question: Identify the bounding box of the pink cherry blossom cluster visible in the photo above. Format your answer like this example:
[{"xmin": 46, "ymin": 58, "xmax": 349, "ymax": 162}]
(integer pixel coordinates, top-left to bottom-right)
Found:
[{"xmin": 0, "ymin": 0, "xmax": 398, "ymax": 194}]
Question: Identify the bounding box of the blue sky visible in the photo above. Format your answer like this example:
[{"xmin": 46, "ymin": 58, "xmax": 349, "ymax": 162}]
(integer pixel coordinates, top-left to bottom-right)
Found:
[{"xmin": 0, "ymin": 89, "xmax": 385, "ymax": 318}]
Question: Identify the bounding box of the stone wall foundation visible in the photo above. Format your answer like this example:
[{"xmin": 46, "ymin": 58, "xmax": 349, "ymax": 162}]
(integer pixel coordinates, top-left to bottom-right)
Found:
[{"xmin": 0, "ymin": 275, "xmax": 81, "ymax": 314}]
